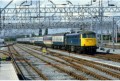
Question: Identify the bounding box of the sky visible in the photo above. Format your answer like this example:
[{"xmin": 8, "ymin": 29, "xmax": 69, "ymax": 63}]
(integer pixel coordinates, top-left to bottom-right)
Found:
[{"xmin": 0, "ymin": 0, "xmax": 118, "ymax": 8}]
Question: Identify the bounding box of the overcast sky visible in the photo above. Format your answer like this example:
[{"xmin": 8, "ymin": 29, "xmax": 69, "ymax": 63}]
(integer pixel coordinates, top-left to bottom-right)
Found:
[
  {"xmin": 1, "ymin": 0, "xmax": 89, "ymax": 7},
  {"xmin": 1, "ymin": 0, "xmax": 118, "ymax": 8}
]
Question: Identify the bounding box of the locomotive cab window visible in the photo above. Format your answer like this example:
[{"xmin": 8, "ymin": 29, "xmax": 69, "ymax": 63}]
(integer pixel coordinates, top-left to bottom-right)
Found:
[{"xmin": 82, "ymin": 33, "xmax": 96, "ymax": 38}]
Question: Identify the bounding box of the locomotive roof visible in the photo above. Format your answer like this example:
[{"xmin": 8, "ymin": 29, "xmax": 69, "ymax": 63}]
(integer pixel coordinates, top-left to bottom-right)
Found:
[
  {"xmin": 66, "ymin": 31, "xmax": 95, "ymax": 36},
  {"xmin": 82, "ymin": 31, "xmax": 96, "ymax": 34}
]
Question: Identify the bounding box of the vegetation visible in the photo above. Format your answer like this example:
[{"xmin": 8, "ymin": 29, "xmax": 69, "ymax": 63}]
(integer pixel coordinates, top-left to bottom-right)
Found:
[
  {"xmin": 4, "ymin": 37, "xmax": 16, "ymax": 41},
  {"xmin": 44, "ymin": 28, "xmax": 48, "ymax": 35},
  {"xmin": 39, "ymin": 28, "xmax": 42, "ymax": 36}
]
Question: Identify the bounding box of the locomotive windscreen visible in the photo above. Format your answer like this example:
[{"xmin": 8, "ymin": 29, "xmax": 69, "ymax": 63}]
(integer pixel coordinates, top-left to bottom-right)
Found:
[{"xmin": 82, "ymin": 33, "xmax": 96, "ymax": 38}]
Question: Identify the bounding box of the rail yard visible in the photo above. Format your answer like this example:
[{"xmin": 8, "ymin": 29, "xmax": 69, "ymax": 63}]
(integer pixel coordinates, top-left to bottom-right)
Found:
[
  {"xmin": 0, "ymin": 42, "xmax": 119, "ymax": 80},
  {"xmin": 0, "ymin": 0, "xmax": 120, "ymax": 80}
]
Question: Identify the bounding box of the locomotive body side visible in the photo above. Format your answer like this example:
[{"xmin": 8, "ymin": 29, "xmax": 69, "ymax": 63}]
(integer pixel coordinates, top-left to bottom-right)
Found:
[{"xmin": 65, "ymin": 33, "xmax": 81, "ymax": 52}]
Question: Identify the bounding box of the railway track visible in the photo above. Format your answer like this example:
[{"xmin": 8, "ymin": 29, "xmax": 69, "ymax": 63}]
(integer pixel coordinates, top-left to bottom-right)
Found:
[
  {"xmin": 14, "ymin": 45, "xmax": 76, "ymax": 80},
  {"xmin": 8, "ymin": 45, "xmax": 48, "ymax": 80},
  {"xmin": 22, "ymin": 44, "xmax": 120, "ymax": 62},
  {"xmin": 15, "ymin": 45, "xmax": 88, "ymax": 80},
  {"xmin": 5, "ymin": 46, "xmax": 26, "ymax": 80},
  {"xmin": 16, "ymin": 44, "xmax": 120, "ymax": 80},
  {"xmin": 18, "ymin": 44, "xmax": 120, "ymax": 69}
]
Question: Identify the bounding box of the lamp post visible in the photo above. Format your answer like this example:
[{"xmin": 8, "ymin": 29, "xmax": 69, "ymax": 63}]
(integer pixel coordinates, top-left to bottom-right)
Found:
[
  {"xmin": 112, "ymin": 17, "xmax": 115, "ymax": 51},
  {"xmin": 0, "ymin": 8, "xmax": 1, "ymax": 30},
  {"xmin": 107, "ymin": 0, "xmax": 116, "ymax": 50},
  {"xmin": 99, "ymin": 0, "xmax": 103, "ymax": 47}
]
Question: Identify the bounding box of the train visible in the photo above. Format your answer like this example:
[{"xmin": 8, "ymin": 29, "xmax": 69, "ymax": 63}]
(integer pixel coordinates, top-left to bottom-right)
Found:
[{"xmin": 17, "ymin": 31, "xmax": 97, "ymax": 54}]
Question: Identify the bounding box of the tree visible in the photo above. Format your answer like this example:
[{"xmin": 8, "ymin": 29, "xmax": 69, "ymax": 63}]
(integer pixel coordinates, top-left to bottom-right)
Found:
[
  {"xmin": 44, "ymin": 28, "xmax": 48, "ymax": 35},
  {"xmin": 39, "ymin": 28, "xmax": 42, "ymax": 36},
  {"xmin": 31, "ymin": 33, "xmax": 36, "ymax": 37}
]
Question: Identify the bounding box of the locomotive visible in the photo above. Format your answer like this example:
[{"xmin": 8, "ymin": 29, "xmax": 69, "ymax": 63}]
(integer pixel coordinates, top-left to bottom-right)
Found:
[{"xmin": 17, "ymin": 31, "xmax": 97, "ymax": 53}]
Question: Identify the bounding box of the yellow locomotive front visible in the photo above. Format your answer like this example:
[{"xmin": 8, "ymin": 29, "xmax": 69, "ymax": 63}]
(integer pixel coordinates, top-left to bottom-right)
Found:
[{"xmin": 81, "ymin": 32, "xmax": 97, "ymax": 53}]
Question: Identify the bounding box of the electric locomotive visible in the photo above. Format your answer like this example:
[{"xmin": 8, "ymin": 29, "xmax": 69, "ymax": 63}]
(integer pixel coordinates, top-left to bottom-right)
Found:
[{"xmin": 65, "ymin": 31, "xmax": 97, "ymax": 53}]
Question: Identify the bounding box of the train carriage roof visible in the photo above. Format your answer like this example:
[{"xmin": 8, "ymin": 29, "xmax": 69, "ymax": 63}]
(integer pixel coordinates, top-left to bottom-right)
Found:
[{"xmin": 52, "ymin": 33, "xmax": 66, "ymax": 36}]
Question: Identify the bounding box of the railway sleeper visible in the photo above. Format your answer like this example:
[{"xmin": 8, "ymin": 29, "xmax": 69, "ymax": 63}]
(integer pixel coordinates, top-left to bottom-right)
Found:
[
  {"xmin": 11, "ymin": 46, "xmax": 48, "ymax": 80},
  {"xmin": 46, "ymin": 50, "xmax": 120, "ymax": 72},
  {"xmin": 44, "ymin": 53, "xmax": 111, "ymax": 80},
  {"xmin": 39, "ymin": 49, "xmax": 120, "ymax": 79},
  {"xmin": 17, "ymin": 44, "xmax": 120, "ymax": 79},
  {"xmin": 17, "ymin": 46, "xmax": 87, "ymax": 80},
  {"xmin": 61, "ymin": 57, "xmax": 110, "ymax": 80},
  {"xmin": 36, "ymin": 56, "xmax": 87, "ymax": 80},
  {"xmin": 63, "ymin": 56, "xmax": 120, "ymax": 79}
]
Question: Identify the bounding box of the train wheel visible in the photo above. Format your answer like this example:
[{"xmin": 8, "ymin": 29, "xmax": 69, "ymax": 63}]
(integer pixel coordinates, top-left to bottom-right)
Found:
[
  {"xmin": 71, "ymin": 46, "xmax": 74, "ymax": 52},
  {"xmin": 66, "ymin": 46, "xmax": 70, "ymax": 52},
  {"xmin": 66, "ymin": 46, "xmax": 69, "ymax": 51},
  {"xmin": 77, "ymin": 49, "xmax": 82, "ymax": 54},
  {"xmin": 52, "ymin": 45, "xmax": 54, "ymax": 49},
  {"xmin": 93, "ymin": 49, "xmax": 96, "ymax": 54},
  {"xmin": 80, "ymin": 51, "xmax": 84, "ymax": 54},
  {"xmin": 54, "ymin": 46, "xmax": 56, "ymax": 49}
]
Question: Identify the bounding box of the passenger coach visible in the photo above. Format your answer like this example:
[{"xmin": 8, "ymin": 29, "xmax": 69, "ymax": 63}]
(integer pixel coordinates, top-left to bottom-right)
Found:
[
  {"xmin": 43, "ymin": 35, "xmax": 52, "ymax": 47},
  {"xmin": 33, "ymin": 37, "xmax": 44, "ymax": 46},
  {"xmin": 52, "ymin": 33, "xmax": 66, "ymax": 49}
]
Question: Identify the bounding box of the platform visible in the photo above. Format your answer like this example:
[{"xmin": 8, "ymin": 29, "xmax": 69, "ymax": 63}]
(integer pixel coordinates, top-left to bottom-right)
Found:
[
  {"xmin": 107, "ymin": 43, "xmax": 120, "ymax": 46},
  {"xmin": 97, "ymin": 47, "xmax": 120, "ymax": 54},
  {"xmin": 0, "ymin": 61, "xmax": 19, "ymax": 80}
]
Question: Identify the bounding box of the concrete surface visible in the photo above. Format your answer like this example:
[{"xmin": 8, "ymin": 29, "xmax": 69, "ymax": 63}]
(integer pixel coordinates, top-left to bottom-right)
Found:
[{"xmin": 0, "ymin": 62, "xmax": 19, "ymax": 80}]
